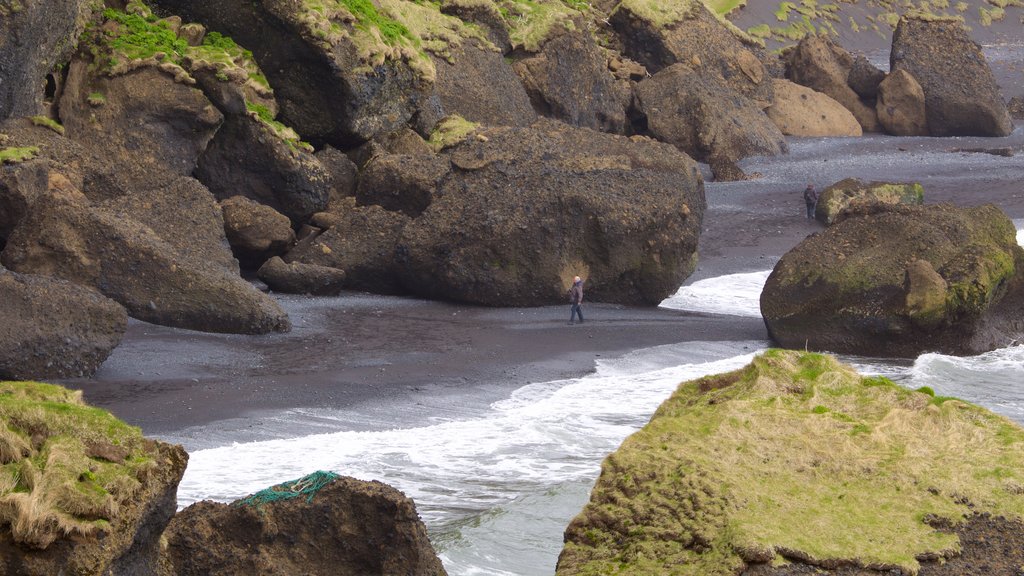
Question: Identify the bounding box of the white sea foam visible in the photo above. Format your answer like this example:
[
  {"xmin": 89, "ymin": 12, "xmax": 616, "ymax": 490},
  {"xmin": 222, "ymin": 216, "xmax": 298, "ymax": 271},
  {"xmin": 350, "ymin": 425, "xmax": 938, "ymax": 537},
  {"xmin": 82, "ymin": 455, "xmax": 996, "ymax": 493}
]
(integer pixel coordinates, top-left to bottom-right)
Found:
[
  {"xmin": 660, "ymin": 270, "xmax": 771, "ymax": 317},
  {"xmin": 1015, "ymin": 219, "xmax": 1023, "ymax": 247},
  {"xmin": 904, "ymin": 345, "xmax": 1024, "ymax": 422}
]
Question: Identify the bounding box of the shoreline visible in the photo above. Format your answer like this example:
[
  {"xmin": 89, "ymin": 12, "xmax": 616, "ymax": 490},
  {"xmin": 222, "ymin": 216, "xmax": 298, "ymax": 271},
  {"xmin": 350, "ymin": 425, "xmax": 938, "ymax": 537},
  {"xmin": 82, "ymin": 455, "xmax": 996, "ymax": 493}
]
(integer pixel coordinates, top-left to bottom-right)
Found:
[{"xmin": 64, "ymin": 124, "xmax": 1024, "ymax": 445}]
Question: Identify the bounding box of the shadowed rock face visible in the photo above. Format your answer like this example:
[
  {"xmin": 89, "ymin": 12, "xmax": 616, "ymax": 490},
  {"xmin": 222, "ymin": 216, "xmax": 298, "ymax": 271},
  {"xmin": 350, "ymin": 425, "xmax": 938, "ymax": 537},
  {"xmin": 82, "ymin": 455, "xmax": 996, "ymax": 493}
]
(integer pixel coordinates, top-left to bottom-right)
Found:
[
  {"xmin": 0, "ymin": 0, "xmax": 93, "ymax": 120},
  {"xmin": 220, "ymin": 196, "xmax": 296, "ymax": 269},
  {"xmin": 761, "ymin": 203, "xmax": 1024, "ymax": 357},
  {"xmin": 397, "ymin": 120, "xmax": 705, "ymax": 306},
  {"xmin": 431, "ymin": 41, "xmax": 536, "ymax": 128},
  {"xmin": 161, "ymin": 474, "xmax": 446, "ymax": 576},
  {"xmin": 0, "ymin": 269, "xmax": 126, "ymax": 380},
  {"xmin": 891, "ymin": 16, "xmax": 1012, "ymax": 137}
]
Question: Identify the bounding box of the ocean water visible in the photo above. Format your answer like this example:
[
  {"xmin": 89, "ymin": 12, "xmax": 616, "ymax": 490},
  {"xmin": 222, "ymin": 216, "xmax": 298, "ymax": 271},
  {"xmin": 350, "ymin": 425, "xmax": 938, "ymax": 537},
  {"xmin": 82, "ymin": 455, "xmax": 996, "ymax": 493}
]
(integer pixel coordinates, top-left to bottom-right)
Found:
[{"xmin": 175, "ymin": 222, "xmax": 1024, "ymax": 575}]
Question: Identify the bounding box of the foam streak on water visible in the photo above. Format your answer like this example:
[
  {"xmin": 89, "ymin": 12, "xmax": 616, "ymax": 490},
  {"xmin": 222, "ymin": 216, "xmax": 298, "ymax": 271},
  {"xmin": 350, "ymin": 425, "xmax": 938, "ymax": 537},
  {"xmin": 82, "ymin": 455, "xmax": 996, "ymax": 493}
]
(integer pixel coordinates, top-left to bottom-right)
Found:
[{"xmin": 660, "ymin": 270, "xmax": 771, "ymax": 317}]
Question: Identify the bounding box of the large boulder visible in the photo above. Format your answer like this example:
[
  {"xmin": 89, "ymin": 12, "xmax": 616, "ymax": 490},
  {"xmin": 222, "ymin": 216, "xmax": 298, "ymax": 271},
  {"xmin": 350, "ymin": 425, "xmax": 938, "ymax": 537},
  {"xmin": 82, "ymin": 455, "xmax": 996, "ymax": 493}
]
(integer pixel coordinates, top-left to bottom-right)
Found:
[
  {"xmin": 846, "ymin": 54, "xmax": 885, "ymax": 100},
  {"xmin": 890, "ymin": 15, "xmax": 1012, "ymax": 137},
  {"xmin": 760, "ymin": 203, "xmax": 1024, "ymax": 357},
  {"xmin": 1009, "ymin": 96, "xmax": 1024, "ymax": 120},
  {"xmin": 0, "ymin": 381, "xmax": 188, "ymax": 575},
  {"xmin": 220, "ymin": 196, "xmax": 296, "ymax": 268},
  {"xmin": 765, "ymin": 79, "xmax": 862, "ymax": 137},
  {"xmin": 161, "ymin": 472, "xmax": 446, "ymax": 576},
  {"xmin": 0, "ymin": 269, "xmax": 126, "ymax": 380},
  {"xmin": 876, "ymin": 69, "xmax": 928, "ymax": 137},
  {"xmin": 609, "ymin": 0, "xmax": 773, "ymax": 106},
  {"xmin": 785, "ymin": 35, "xmax": 881, "ymax": 133},
  {"xmin": 558, "ymin": 350, "xmax": 1024, "ymax": 575},
  {"xmin": 355, "ymin": 153, "xmax": 452, "ymax": 218},
  {"xmin": 635, "ymin": 64, "xmax": 786, "ymax": 179},
  {"xmin": 397, "ymin": 120, "xmax": 705, "ymax": 306},
  {"xmin": 257, "ymin": 256, "xmax": 346, "ymax": 296},
  {"xmin": 814, "ymin": 178, "xmax": 924, "ymax": 225},
  {"xmin": 0, "ymin": 0, "xmax": 94, "ymax": 120},
  {"xmin": 430, "ymin": 40, "xmax": 536, "ymax": 128},
  {"xmin": 1, "ymin": 173, "xmax": 290, "ymax": 335},
  {"xmin": 285, "ymin": 199, "xmax": 411, "ymax": 294},
  {"xmin": 316, "ymin": 146, "xmax": 359, "ymax": 209},
  {"xmin": 513, "ymin": 30, "xmax": 631, "ymax": 134}
]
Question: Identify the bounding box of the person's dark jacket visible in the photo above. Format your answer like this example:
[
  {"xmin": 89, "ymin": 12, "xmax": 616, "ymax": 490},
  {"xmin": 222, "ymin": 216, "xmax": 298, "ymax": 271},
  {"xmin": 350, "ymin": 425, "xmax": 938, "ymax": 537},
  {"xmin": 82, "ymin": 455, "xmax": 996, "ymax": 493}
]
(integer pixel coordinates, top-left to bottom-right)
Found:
[
  {"xmin": 804, "ymin": 186, "xmax": 818, "ymax": 204},
  {"xmin": 569, "ymin": 281, "xmax": 583, "ymax": 304}
]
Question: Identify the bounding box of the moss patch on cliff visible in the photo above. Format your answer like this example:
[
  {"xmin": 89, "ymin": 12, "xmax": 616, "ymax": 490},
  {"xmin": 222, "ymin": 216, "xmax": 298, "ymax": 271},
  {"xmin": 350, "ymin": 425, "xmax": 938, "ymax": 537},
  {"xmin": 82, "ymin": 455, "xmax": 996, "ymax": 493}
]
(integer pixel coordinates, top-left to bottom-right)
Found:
[
  {"xmin": 246, "ymin": 101, "xmax": 315, "ymax": 153},
  {"xmin": 428, "ymin": 114, "xmax": 480, "ymax": 151},
  {"xmin": 0, "ymin": 146, "xmax": 40, "ymax": 164},
  {"xmin": 558, "ymin": 350, "xmax": 1024, "ymax": 575},
  {"xmin": 0, "ymin": 381, "xmax": 153, "ymax": 549}
]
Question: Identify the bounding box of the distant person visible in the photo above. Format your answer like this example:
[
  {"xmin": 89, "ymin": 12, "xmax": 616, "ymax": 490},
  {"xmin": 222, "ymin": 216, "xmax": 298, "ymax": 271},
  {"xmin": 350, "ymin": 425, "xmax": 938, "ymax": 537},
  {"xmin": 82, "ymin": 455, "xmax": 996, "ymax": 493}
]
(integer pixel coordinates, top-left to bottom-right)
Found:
[
  {"xmin": 803, "ymin": 183, "xmax": 818, "ymax": 219},
  {"xmin": 568, "ymin": 276, "xmax": 584, "ymax": 325}
]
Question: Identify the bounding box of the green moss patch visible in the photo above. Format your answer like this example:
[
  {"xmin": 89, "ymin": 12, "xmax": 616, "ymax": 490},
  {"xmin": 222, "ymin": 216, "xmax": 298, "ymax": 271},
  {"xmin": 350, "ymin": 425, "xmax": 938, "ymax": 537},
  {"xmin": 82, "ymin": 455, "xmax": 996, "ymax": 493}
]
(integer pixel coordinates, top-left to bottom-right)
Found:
[
  {"xmin": 428, "ymin": 114, "xmax": 479, "ymax": 151},
  {"xmin": 0, "ymin": 381, "xmax": 153, "ymax": 549},
  {"xmin": 558, "ymin": 351, "xmax": 1024, "ymax": 575},
  {"xmin": 245, "ymin": 102, "xmax": 315, "ymax": 153},
  {"xmin": 29, "ymin": 116, "xmax": 65, "ymax": 136},
  {"xmin": 0, "ymin": 146, "xmax": 40, "ymax": 164}
]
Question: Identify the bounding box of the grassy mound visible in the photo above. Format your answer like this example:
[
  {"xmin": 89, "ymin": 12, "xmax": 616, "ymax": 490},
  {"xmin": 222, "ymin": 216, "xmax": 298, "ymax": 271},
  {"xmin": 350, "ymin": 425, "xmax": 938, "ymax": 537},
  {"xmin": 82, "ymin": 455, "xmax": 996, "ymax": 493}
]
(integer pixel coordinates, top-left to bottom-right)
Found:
[
  {"xmin": 558, "ymin": 350, "xmax": 1024, "ymax": 575},
  {"xmin": 0, "ymin": 381, "xmax": 154, "ymax": 549}
]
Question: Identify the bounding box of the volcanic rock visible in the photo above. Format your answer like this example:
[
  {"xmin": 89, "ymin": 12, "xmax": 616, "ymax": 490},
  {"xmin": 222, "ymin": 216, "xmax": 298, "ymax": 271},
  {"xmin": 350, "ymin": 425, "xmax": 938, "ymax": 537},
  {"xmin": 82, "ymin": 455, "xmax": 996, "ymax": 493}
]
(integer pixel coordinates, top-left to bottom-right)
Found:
[
  {"xmin": 257, "ymin": 256, "xmax": 346, "ymax": 296},
  {"xmin": 356, "ymin": 153, "xmax": 452, "ymax": 218},
  {"xmin": 431, "ymin": 40, "xmax": 536, "ymax": 128},
  {"xmin": 760, "ymin": 203, "xmax": 1024, "ymax": 357},
  {"xmin": 785, "ymin": 35, "xmax": 881, "ymax": 133},
  {"xmin": 890, "ymin": 15, "xmax": 1012, "ymax": 137},
  {"xmin": 876, "ymin": 69, "xmax": 928, "ymax": 136},
  {"xmin": 0, "ymin": 269, "xmax": 126, "ymax": 380},
  {"xmin": 316, "ymin": 146, "xmax": 359, "ymax": 209},
  {"xmin": 220, "ymin": 196, "xmax": 296, "ymax": 268},
  {"xmin": 1010, "ymin": 96, "xmax": 1024, "ymax": 120},
  {"xmin": 846, "ymin": 54, "xmax": 885, "ymax": 100},
  {"xmin": 514, "ymin": 30, "xmax": 631, "ymax": 133},
  {"xmin": 397, "ymin": 120, "xmax": 705, "ymax": 306},
  {"xmin": 814, "ymin": 178, "xmax": 924, "ymax": 225},
  {"xmin": 766, "ymin": 79, "xmax": 862, "ymax": 137},
  {"xmin": 161, "ymin": 472, "xmax": 445, "ymax": 576}
]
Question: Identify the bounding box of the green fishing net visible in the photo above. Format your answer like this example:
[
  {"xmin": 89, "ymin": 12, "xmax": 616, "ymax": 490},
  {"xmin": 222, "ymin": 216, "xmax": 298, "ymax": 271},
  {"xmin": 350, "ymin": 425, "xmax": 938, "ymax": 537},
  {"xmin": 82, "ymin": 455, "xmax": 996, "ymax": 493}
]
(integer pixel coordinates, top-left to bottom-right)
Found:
[{"xmin": 234, "ymin": 470, "xmax": 340, "ymax": 507}]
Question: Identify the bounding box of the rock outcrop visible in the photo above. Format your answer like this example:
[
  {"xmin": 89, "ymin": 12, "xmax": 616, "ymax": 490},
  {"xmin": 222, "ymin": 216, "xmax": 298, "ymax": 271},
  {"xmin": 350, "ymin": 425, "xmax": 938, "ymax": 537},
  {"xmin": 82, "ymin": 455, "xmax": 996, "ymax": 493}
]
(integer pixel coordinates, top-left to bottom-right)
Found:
[
  {"xmin": 0, "ymin": 269, "xmax": 126, "ymax": 380},
  {"xmin": 1010, "ymin": 96, "xmax": 1024, "ymax": 120},
  {"xmin": 558, "ymin": 350, "xmax": 1024, "ymax": 575},
  {"xmin": 760, "ymin": 203, "xmax": 1024, "ymax": 357},
  {"xmin": 257, "ymin": 256, "xmax": 346, "ymax": 296},
  {"xmin": 161, "ymin": 472, "xmax": 446, "ymax": 576},
  {"xmin": 356, "ymin": 153, "xmax": 452, "ymax": 218},
  {"xmin": 397, "ymin": 120, "xmax": 705, "ymax": 306},
  {"xmin": 220, "ymin": 196, "xmax": 296, "ymax": 268},
  {"xmin": 0, "ymin": 0, "xmax": 94, "ymax": 120},
  {"xmin": 431, "ymin": 41, "xmax": 536, "ymax": 128},
  {"xmin": 0, "ymin": 381, "xmax": 188, "ymax": 575},
  {"xmin": 1, "ymin": 174, "xmax": 290, "ymax": 335},
  {"xmin": 890, "ymin": 15, "xmax": 1012, "ymax": 137},
  {"xmin": 785, "ymin": 35, "xmax": 881, "ymax": 133},
  {"xmin": 814, "ymin": 178, "xmax": 924, "ymax": 225},
  {"xmin": 636, "ymin": 64, "xmax": 786, "ymax": 179},
  {"xmin": 766, "ymin": 79, "xmax": 862, "ymax": 137},
  {"xmin": 846, "ymin": 54, "xmax": 885, "ymax": 100},
  {"xmin": 514, "ymin": 31, "xmax": 631, "ymax": 134},
  {"xmin": 876, "ymin": 69, "xmax": 929, "ymax": 136}
]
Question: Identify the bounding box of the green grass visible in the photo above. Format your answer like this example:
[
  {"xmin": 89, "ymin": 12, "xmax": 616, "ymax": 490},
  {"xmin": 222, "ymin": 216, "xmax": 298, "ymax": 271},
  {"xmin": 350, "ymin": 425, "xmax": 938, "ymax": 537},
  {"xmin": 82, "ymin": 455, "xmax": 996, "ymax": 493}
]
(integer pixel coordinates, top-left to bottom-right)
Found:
[
  {"xmin": 428, "ymin": 114, "xmax": 479, "ymax": 151},
  {"xmin": 245, "ymin": 101, "xmax": 315, "ymax": 153},
  {"xmin": 0, "ymin": 146, "xmax": 39, "ymax": 164},
  {"xmin": 558, "ymin": 350, "xmax": 1024, "ymax": 575},
  {"xmin": 29, "ymin": 116, "xmax": 65, "ymax": 135}
]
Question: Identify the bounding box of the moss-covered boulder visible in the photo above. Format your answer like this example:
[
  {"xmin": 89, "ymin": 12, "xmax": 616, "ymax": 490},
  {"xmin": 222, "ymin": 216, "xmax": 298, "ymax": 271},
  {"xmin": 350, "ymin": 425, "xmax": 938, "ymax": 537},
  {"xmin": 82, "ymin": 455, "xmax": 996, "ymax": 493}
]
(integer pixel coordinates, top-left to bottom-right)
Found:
[
  {"xmin": 785, "ymin": 35, "xmax": 881, "ymax": 133},
  {"xmin": 891, "ymin": 15, "xmax": 1012, "ymax": 137},
  {"xmin": 766, "ymin": 79, "xmax": 862, "ymax": 138},
  {"xmin": 635, "ymin": 64, "xmax": 786, "ymax": 180},
  {"xmin": 0, "ymin": 269, "xmax": 126, "ymax": 380},
  {"xmin": 161, "ymin": 472, "xmax": 445, "ymax": 576},
  {"xmin": 760, "ymin": 203, "xmax": 1024, "ymax": 357},
  {"xmin": 397, "ymin": 119, "xmax": 705, "ymax": 306},
  {"xmin": 0, "ymin": 381, "xmax": 187, "ymax": 575},
  {"xmin": 558, "ymin": 350, "xmax": 1024, "ymax": 575},
  {"xmin": 814, "ymin": 177, "xmax": 924, "ymax": 225}
]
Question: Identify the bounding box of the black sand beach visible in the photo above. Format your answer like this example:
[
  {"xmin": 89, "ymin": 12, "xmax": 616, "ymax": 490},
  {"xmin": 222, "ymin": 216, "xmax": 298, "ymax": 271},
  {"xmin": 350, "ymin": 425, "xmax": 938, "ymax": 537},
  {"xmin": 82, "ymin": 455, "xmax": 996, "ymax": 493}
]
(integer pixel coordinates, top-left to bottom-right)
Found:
[{"xmin": 64, "ymin": 121, "xmax": 1024, "ymax": 445}]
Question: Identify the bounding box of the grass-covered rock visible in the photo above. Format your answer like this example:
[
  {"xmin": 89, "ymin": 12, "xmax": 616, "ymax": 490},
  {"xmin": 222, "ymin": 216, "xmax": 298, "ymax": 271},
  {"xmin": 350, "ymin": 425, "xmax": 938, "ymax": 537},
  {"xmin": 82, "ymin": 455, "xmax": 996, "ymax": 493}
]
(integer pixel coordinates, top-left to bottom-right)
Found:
[
  {"xmin": 0, "ymin": 381, "xmax": 187, "ymax": 574},
  {"xmin": 558, "ymin": 350, "xmax": 1024, "ymax": 575},
  {"xmin": 814, "ymin": 177, "xmax": 924, "ymax": 225},
  {"xmin": 761, "ymin": 202, "xmax": 1024, "ymax": 357}
]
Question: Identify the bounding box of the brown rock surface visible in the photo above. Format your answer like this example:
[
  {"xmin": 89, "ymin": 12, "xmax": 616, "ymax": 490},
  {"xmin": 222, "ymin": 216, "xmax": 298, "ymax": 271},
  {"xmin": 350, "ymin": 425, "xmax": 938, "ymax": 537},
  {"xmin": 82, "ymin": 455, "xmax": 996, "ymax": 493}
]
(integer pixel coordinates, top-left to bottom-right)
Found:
[
  {"xmin": 785, "ymin": 36, "xmax": 881, "ymax": 133},
  {"xmin": 431, "ymin": 40, "xmax": 536, "ymax": 128},
  {"xmin": 766, "ymin": 79, "xmax": 862, "ymax": 137},
  {"xmin": 876, "ymin": 69, "xmax": 928, "ymax": 136},
  {"xmin": 220, "ymin": 196, "xmax": 296, "ymax": 268},
  {"xmin": 356, "ymin": 153, "xmax": 452, "ymax": 217},
  {"xmin": 257, "ymin": 256, "xmax": 346, "ymax": 296},
  {"xmin": 161, "ymin": 473, "xmax": 446, "ymax": 576}
]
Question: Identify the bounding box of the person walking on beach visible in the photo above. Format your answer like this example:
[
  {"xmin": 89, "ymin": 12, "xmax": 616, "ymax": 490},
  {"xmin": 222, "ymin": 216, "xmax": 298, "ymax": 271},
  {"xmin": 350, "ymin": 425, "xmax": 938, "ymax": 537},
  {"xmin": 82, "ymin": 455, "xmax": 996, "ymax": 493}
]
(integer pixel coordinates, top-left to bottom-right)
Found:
[
  {"xmin": 803, "ymin": 183, "xmax": 818, "ymax": 219},
  {"xmin": 568, "ymin": 276, "xmax": 584, "ymax": 325}
]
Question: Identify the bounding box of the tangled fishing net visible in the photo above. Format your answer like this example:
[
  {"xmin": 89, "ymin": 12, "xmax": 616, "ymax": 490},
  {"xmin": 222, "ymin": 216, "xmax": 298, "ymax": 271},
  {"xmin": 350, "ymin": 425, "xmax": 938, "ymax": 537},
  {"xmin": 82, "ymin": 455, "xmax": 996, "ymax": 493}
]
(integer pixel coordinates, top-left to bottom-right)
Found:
[{"xmin": 234, "ymin": 470, "xmax": 340, "ymax": 508}]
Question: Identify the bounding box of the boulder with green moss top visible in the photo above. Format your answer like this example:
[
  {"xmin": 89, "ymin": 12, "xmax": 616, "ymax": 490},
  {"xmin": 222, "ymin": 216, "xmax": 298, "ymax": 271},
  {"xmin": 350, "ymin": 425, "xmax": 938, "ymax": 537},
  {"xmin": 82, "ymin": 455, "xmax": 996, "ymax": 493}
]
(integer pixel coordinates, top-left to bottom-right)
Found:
[
  {"xmin": 397, "ymin": 119, "xmax": 705, "ymax": 306},
  {"xmin": 558, "ymin": 350, "xmax": 1024, "ymax": 575},
  {"xmin": 356, "ymin": 152, "xmax": 452, "ymax": 218},
  {"xmin": 285, "ymin": 198, "xmax": 412, "ymax": 294},
  {"xmin": 609, "ymin": 0, "xmax": 774, "ymax": 106},
  {"xmin": 160, "ymin": 473, "xmax": 445, "ymax": 576},
  {"xmin": 220, "ymin": 196, "xmax": 296, "ymax": 269},
  {"xmin": 876, "ymin": 68, "xmax": 929, "ymax": 136},
  {"xmin": 635, "ymin": 64, "xmax": 786, "ymax": 180},
  {"xmin": 513, "ymin": 30, "xmax": 631, "ymax": 134},
  {"xmin": 0, "ymin": 380, "xmax": 188, "ymax": 575},
  {"xmin": 760, "ymin": 203, "xmax": 1024, "ymax": 357},
  {"xmin": 429, "ymin": 40, "xmax": 536, "ymax": 128},
  {"xmin": 0, "ymin": 0, "xmax": 96, "ymax": 121},
  {"xmin": 1, "ymin": 174, "xmax": 290, "ymax": 335},
  {"xmin": 891, "ymin": 15, "xmax": 1012, "ymax": 137},
  {"xmin": 0, "ymin": 269, "xmax": 126, "ymax": 380},
  {"xmin": 814, "ymin": 177, "xmax": 924, "ymax": 225},
  {"xmin": 766, "ymin": 79, "xmax": 862, "ymax": 137},
  {"xmin": 784, "ymin": 35, "xmax": 881, "ymax": 133}
]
